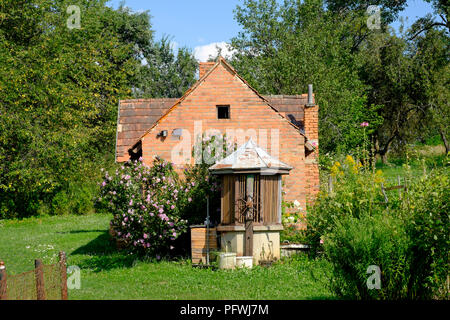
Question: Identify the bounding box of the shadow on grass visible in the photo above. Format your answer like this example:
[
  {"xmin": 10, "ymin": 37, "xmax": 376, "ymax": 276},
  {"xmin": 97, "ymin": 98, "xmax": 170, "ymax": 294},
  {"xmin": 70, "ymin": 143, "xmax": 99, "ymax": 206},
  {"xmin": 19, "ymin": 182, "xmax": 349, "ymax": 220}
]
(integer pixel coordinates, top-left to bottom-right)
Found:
[
  {"xmin": 70, "ymin": 231, "xmax": 138, "ymax": 272},
  {"xmin": 57, "ymin": 229, "xmax": 106, "ymax": 234},
  {"xmin": 69, "ymin": 229, "xmax": 191, "ymax": 272}
]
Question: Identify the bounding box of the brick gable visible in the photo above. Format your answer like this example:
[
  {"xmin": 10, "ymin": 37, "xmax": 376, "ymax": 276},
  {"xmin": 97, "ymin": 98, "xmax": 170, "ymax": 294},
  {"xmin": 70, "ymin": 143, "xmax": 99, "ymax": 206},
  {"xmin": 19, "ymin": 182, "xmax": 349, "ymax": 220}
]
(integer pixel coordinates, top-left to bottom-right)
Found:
[{"xmin": 139, "ymin": 59, "xmax": 317, "ymax": 210}]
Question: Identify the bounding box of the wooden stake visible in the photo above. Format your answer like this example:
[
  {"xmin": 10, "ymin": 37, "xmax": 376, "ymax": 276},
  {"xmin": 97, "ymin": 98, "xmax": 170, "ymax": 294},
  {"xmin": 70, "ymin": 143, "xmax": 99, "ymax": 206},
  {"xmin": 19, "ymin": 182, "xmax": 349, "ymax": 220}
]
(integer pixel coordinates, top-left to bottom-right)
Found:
[
  {"xmin": 35, "ymin": 259, "xmax": 46, "ymax": 300},
  {"xmin": 0, "ymin": 261, "xmax": 7, "ymax": 300},
  {"xmin": 234, "ymin": 176, "xmax": 240, "ymax": 224},
  {"xmin": 381, "ymin": 183, "xmax": 388, "ymax": 204},
  {"xmin": 59, "ymin": 252, "xmax": 68, "ymax": 300}
]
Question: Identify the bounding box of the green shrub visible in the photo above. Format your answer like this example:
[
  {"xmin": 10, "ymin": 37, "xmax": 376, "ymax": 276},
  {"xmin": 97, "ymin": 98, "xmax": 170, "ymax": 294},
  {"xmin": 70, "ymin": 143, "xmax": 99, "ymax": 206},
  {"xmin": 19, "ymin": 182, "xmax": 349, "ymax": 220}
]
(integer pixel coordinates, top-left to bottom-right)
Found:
[
  {"xmin": 405, "ymin": 171, "xmax": 449, "ymax": 299},
  {"xmin": 280, "ymin": 224, "xmax": 308, "ymax": 244},
  {"xmin": 96, "ymin": 158, "xmax": 189, "ymax": 255},
  {"xmin": 181, "ymin": 134, "xmax": 234, "ymax": 225},
  {"xmin": 70, "ymin": 183, "xmax": 95, "ymax": 215},
  {"xmin": 96, "ymin": 153, "xmax": 225, "ymax": 256},
  {"xmin": 306, "ymin": 155, "xmax": 388, "ymax": 256},
  {"xmin": 182, "ymin": 162, "xmax": 221, "ymax": 225},
  {"xmin": 51, "ymin": 191, "xmax": 70, "ymax": 215},
  {"xmin": 307, "ymin": 154, "xmax": 449, "ymax": 299},
  {"xmin": 324, "ymin": 213, "xmax": 410, "ymax": 299}
]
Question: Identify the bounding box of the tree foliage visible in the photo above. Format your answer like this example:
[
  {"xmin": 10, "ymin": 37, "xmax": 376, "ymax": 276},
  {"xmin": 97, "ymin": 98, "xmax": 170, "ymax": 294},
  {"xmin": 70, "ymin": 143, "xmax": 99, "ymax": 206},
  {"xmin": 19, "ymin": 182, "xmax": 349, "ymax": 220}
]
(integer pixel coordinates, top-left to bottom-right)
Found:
[
  {"xmin": 231, "ymin": 0, "xmax": 449, "ymax": 159},
  {"xmin": 360, "ymin": 25, "xmax": 449, "ymax": 159},
  {"xmin": 134, "ymin": 36, "xmax": 198, "ymax": 98},
  {"xmin": 230, "ymin": 0, "xmax": 382, "ymax": 154},
  {"xmin": 0, "ymin": 0, "xmax": 197, "ymax": 218}
]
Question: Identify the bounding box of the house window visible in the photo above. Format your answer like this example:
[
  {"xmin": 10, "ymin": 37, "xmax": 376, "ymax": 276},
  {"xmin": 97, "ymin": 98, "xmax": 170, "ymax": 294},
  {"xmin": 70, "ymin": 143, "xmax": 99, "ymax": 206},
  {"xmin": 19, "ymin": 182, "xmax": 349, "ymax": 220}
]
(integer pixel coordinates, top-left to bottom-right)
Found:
[{"xmin": 217, "ymin": 105, "xmax": 230, "ymax": 119}]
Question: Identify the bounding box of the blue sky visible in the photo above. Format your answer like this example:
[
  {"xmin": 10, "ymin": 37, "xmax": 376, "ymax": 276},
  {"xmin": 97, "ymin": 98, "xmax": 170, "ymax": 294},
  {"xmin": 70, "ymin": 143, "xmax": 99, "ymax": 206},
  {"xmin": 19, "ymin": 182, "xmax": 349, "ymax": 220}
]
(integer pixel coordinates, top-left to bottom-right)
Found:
[{"xmin": 107, "ymin": 0, "xmax": 435, "ymax": 61}]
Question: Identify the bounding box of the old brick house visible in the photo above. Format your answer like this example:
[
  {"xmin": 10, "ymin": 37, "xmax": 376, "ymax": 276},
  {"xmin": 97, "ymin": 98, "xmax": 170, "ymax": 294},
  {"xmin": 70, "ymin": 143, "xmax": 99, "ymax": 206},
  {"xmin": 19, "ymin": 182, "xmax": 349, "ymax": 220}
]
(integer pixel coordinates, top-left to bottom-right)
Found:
[{"xmin": 115, "ymin": 57, "xmax": 319, "ymax": 212}]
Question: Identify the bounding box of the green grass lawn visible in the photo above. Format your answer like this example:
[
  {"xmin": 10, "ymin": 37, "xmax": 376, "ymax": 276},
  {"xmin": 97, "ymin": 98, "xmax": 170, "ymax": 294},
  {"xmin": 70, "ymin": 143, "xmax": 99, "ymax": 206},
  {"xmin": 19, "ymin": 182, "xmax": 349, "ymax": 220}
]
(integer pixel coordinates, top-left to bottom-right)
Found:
[
  {"xmin": 0, "ymin": 214, "xmax": 335, "ymax": 300},
  {"xmin": 375, "ymin": 145, "xmax": 447, "ymax": 183}
]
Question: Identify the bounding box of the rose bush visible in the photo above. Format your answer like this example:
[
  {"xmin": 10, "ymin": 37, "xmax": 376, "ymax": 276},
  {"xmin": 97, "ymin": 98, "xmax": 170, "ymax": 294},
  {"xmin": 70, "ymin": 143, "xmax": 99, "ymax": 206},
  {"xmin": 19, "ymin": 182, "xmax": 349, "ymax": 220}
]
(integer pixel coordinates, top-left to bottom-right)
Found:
[
  {"xmin": 96, "ymin": 157, "xmax": 190, "ymax": 255},
  {"xmin": 95, "ymin": 134, "xmax": 235, "ymax": 255}
]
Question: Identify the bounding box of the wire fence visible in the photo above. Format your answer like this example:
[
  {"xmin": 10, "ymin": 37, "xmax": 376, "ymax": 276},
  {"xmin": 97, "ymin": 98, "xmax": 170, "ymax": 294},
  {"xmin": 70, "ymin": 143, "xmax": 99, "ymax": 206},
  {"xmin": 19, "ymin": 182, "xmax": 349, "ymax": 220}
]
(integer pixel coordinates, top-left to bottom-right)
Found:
[{"xmin": 0, "ymin": 251, "xmax": 68, "ymax": 300}]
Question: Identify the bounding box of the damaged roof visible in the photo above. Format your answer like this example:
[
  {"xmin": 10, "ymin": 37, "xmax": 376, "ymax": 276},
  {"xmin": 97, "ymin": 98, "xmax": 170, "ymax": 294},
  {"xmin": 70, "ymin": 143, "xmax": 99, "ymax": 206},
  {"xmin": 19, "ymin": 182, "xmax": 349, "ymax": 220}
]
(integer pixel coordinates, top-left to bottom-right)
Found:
[
  {"xmin": 264, "ymin": 95, "xmax": 309, "ymax": 132},
  {"xmin": 115, "ymin": 57, "xmax": 315, "ymax": 162},
  {"xmin": 115, "ymin": 98, "xmax": 178, "ymax": 161}
]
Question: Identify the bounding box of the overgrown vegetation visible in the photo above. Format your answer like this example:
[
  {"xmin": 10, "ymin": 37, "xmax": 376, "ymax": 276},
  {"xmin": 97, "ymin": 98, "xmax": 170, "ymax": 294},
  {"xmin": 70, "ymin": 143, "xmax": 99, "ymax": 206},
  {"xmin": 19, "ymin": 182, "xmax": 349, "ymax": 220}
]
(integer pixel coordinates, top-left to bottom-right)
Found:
[
  {"xmin": 306, "ymin": 153, "xmax": 449, "ymax": 299},
  {"xmin": 0, "ymin": 214, "xmax": 335, "ymax": 300},
  {"xmin": 1, "ymin": 0, "xmax": 448, "ymax": 301}
]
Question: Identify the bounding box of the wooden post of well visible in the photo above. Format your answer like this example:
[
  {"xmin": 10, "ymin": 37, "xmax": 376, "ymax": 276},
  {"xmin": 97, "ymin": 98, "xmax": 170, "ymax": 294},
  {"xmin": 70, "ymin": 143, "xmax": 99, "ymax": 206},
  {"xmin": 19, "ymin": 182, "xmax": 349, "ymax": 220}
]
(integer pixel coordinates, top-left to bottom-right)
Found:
[
  {"xmin": 244, "ymin": 175, "xmax": 254, "ymax": 257},
  {"xmin": 0, "ymin": 261, "xmax": 7, "ymax": 300},
  {"xmin": 234, "ymin": 176, "xmax": 241, "ymax": 224},
  {"xmin": 35, "ymin": 259, "xmax": 46, "ymax": 300},
  {"xmin": 59, "ymin": 252, "xmax": 68, "ymax": 300}
]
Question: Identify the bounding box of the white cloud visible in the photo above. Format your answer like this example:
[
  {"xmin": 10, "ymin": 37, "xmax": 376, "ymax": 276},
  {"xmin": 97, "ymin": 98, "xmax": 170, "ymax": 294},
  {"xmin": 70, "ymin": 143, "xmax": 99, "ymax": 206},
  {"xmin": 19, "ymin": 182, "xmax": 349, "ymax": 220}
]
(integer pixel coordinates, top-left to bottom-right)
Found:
[{"xmin": 194, "ymin": 42, "xmax": 235, "ymax": 62}]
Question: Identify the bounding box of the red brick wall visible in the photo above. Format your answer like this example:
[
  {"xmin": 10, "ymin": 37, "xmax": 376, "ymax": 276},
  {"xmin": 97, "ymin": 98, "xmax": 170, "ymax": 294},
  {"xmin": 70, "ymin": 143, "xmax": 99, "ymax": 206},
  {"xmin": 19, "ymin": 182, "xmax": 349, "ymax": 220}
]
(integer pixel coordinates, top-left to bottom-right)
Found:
[
  {"xmin": 199, "ymin": 62, "xmax": 215, "ymax": 79},
  {"xmin": 304, "ymin": 104, "xmax": 320, "ymax": 203},
  {"xmin": 141, "ymin": 61, "xmax": 317, "ymax": 212}
]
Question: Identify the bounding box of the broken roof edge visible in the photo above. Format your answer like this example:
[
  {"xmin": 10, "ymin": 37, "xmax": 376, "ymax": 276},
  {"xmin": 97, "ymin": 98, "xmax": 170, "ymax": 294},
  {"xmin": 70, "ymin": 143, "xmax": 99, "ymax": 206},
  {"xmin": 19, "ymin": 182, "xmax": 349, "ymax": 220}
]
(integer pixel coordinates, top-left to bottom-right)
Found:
[
  {"xmin": 130, "ymin": 57, "xmax": 223, "ymax": 148},
  {"xmin": 119, "ymin": 98, "xmax": 180, "ymax": 104},
  {"xmin": 128, "ymin": 56, "xmax": 312, "ymax": 151}
]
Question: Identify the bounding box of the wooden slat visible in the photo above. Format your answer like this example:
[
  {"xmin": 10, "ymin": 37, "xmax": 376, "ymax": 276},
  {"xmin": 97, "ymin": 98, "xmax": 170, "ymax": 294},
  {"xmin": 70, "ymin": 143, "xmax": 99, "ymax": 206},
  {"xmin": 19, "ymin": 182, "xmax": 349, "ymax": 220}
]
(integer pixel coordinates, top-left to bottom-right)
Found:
[
  {"xmin": 221, "ymin": 176, "xmax": 234, "ymax": 224},
  {"xmin": 191, "ymin": 228, "xmax": 218, "ymax": 263},
  {"xmin": 262, "ymin": 175, "xmax": 279, "ymax": 224},
  {"xmin": 260, "ymin": 175, "xmax": 264, "ymax": 224},
  {"xmin": 245, "ymin": 220, "xmax": 253, "ymax": 256},
  {"xmin": 234, "ymin": 176, "xmax": 240, "ymax": 224}
]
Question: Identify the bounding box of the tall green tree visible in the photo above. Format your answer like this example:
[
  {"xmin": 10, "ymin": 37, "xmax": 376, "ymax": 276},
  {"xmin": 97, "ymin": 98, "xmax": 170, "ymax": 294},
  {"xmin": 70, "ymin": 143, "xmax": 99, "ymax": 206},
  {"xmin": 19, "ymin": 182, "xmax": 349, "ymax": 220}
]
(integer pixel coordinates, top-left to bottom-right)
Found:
[
  {"xmin": 230, "ymin": 0, "xmax": 382, "ymax": 154},
  {"xmin": 324, "ymin": 0, "xmax": 408, "ymax": 24},
  {"xmin": 359, "ymin": 23, "xmax": 449, "ymax": 161},
  {"xmin": 0, "ymin": 1, "xmax": 155, "ymax": 217},
  {"xmin": 409, "ymin": 27, "xmax": 449, "ymax": 153},
  {"xmin": 134, "ymin": 36, "xmax": 198, "ymax": 98}
]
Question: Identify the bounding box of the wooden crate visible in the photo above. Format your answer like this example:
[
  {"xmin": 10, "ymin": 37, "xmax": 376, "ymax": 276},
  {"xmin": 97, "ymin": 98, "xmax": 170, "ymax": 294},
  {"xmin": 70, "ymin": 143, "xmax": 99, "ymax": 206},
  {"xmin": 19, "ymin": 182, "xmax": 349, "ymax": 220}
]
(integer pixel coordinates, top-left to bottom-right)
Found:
[{"xmin": 190, "ymin": 226, "xmax": 218, "ymax": 264}]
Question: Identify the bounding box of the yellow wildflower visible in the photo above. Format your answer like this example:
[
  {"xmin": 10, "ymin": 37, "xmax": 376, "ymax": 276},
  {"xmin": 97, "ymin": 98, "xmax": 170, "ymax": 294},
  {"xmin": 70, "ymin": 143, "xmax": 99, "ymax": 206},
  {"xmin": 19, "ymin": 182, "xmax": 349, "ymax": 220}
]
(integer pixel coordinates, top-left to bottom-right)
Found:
[
  {"xmin": 345, "ymin": 155, "xmax": 355, "ymax": 166},
  {"xmin": 330, "ymin": 163, "xmax": 341, "ymax": 177},
  {"xmin": 374, "ymin": 169, "xmax": 385, "ymax": 183}
]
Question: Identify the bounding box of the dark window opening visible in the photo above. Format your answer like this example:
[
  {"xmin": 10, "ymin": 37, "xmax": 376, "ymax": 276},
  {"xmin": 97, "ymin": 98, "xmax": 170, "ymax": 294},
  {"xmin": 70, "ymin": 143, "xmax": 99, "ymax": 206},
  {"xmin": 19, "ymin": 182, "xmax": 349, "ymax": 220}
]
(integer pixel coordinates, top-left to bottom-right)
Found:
[{"xmin": 217, "ymin": 105, "xmax": 230, "ymax": 119}]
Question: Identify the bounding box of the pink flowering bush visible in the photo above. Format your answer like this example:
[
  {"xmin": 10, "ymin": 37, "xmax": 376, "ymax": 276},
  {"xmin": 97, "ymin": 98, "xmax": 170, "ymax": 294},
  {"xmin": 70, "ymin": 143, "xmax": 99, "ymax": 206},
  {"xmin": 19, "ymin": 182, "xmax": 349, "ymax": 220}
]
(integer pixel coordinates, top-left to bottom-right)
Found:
[
  {"xmin": 96, "ymin": 157, "xmax": 188, "ymax": 255},
  {"xmin": 96, "ymin": 134, "xmax": 236, "ymax": 255}
]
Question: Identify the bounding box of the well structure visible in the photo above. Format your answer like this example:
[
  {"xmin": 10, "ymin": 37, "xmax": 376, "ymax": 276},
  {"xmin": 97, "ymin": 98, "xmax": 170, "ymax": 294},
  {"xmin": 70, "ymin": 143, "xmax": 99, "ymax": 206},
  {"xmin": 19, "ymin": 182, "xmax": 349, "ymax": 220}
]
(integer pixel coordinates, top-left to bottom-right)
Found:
[{"xmin": 209, "ymin": 138, "xmax": 292, "ymax": 265}]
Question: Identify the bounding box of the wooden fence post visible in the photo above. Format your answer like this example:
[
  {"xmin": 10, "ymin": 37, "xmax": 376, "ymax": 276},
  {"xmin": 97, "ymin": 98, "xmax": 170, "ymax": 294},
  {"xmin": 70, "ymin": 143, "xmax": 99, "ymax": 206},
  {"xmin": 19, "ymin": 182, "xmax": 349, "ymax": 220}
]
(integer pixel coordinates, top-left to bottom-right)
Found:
[
  {"xmin": 59, "ymin": 252, "xmax": 68, "ymax": 300},
  {"xmin": 381, "ymin": 183, "xmax": 388, "ymax": 204},
  {"xmin": 328, "ymin": 175, "xmax": 333, "ymax": 194},
  {"xmin": 35, "ymin": 259, "xmax": 46, "ymax": 300},
  {"xmin": 0, "ymin": 261, "xmax": 7, "ymax": 300}
]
